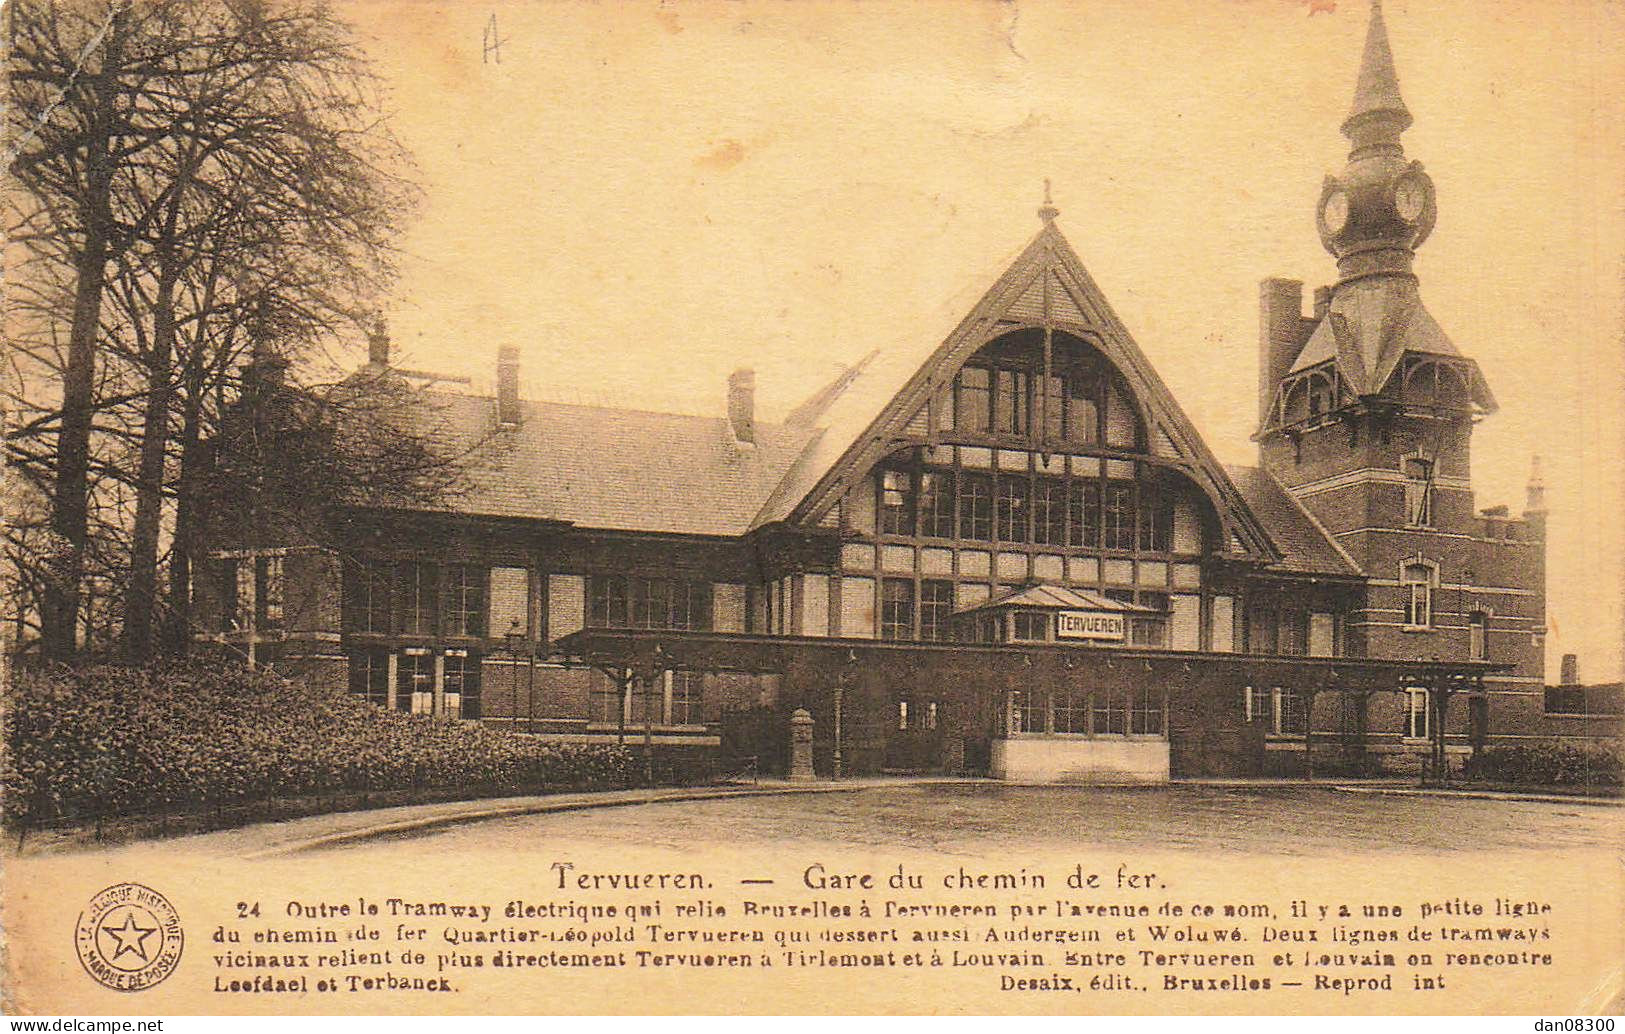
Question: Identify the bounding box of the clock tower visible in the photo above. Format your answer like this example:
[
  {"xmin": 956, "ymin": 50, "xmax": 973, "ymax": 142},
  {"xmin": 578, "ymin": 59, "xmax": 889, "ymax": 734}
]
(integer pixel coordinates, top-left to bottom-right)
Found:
[{"xmin": 1254, "ymin": 0, "xmax": 1532, "ymax": 675}]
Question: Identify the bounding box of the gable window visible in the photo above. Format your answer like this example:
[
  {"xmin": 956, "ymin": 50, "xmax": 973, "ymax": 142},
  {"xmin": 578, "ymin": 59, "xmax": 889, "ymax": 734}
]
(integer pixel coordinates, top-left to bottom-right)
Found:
[
  {"xmin": 1103, "ymin": 482, "xmax": 1135, "ymax": 550},
  {"xmin": 1041, "ymin": 375, "xmax": 1067, "ymax": 440},
  {"xmin": 1468, "ymin": 611, "xmax": 1488, "ymax": 660},
  {"xmin": 954, "ymin": 367, "xmax": 991, "ymax": 432},
  {"xmin": 879, "ymin": 469, "xmax": 914, "ymax": 536},
  {"xmin": 1068, "ymin": 480, "xmax": 1101, "ymax": 547},
  {"xmin": 1404, "ymin": 457, "xmax": 1434, "ymax": 527},
  {"xmin": 918, "ymin": 472, "xmax": 956, "ymax": 538},
  {"xmin": 996, "ymin": 475, "xmax": 1029, "ymax": 543},
  {"xmin": 1403, "ymin": 563, "xmax": 1434, "ymax": 629},
  {"xmin": 1066, "ymin": 373, "xmax": 1100, "ymax": 444},
  {"xmin": 958, "ymin": 473, "xmax": 993, "ymax": 540},
  {"xmin": 1136, "ymin": 486, "xmax": 1169, "ymax": 552},
  {"xmin": 880, "ymin": 578, "xmax": 915, "ymax": 640},
  {"xmin": 920, "ymin": 580, "xmax": 954, "ymax": 642},
  {"xmin": 993, "ymin": 369, "xmax": 1029, "ymax": 435},
  {"xmin": 1404, "ymin": 687, "xmax": 1430, "ymax": 740},
  {"xmin": 1033, "ymin": 479, "xmax": 1067, "ymax": 545}
]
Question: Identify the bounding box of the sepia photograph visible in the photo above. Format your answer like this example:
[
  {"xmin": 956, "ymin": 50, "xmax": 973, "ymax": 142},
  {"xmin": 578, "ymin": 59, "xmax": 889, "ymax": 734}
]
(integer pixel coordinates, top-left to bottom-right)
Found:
[{"xmin": 2, "ymin": 0, "xmax": 1621, "ymax": 1018}]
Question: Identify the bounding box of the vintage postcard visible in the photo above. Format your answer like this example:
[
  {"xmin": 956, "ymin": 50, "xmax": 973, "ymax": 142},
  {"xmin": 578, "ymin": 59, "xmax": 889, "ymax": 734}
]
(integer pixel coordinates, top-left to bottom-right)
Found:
[{"xmin": 2, "ymin": 0, "xmax": 1621, "ymax": 1018}]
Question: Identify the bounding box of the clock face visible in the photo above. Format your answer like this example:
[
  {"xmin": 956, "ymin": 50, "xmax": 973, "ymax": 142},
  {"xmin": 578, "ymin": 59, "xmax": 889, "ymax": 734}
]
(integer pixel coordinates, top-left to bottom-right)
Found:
[
  {"xmin": 1321, "ymin": 190, "xmax": 1350, "ymax": 234},
  {"xmin": 1395, "ymin": 179, "xmax": 1427, "ymax": 222}
]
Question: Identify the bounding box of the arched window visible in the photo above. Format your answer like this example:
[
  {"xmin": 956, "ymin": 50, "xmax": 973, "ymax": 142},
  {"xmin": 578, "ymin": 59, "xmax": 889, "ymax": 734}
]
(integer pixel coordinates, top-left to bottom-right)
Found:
[{"xmin": 1403, "ymin": 563, "xmax": 1434, "ymax": 629}]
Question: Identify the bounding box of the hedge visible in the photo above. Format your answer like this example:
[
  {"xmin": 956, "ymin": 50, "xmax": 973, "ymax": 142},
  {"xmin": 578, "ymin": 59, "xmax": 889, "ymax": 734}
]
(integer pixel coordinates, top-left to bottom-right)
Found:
[
  {"xmin": 2, "ymin": 663, "xmax": 640, "ymax": 828},
  {"xmin": 1463, "ymin": 740, "xmax": 1623, "ymax": 788}
]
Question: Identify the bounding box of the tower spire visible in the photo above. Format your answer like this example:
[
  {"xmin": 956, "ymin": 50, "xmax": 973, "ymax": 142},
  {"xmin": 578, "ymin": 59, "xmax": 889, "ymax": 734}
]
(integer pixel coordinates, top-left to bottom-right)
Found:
[
  {"xmin": 1343, "ymin": 0, "xmax": 1412, "ymax": 148},
  {"xmin": 1037, "ymin": 179, "xmax": 1059, "ymax": 224}
]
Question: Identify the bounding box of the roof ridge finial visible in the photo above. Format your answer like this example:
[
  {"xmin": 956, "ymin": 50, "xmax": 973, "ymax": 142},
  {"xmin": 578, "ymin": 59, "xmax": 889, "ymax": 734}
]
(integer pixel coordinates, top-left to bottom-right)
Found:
[
  {"xmin": 1038, "ymin": 178, "xmax": 1059, "ymax": 224},
  {"xmin": 1343, "ymin": 0, "xmax": 1412, "ymax": 143}
]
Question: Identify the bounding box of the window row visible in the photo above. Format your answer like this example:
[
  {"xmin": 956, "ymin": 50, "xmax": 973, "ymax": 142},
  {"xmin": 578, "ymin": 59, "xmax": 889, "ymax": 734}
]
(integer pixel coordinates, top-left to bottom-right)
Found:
[
  {"xmin": 945, "ymin": 364, "xmax": 1133, "ymax": 446},
  {"xmin": 587, "ymin": 576, "xmax": 713, "ymax": 631},
  {"xmin": 589, "ymin": 669, "xmax": 707, "ymax": 726},
  {"xmin": 1244, "ymin": 686, "xmax": 1459, "ymax": 741},
  {"xmin": 1005, "ymin": 688, "xmax": 1165, "ymax": 737},
  {"xmin": 879, "ymin": 469, "xmax": 1170, "ymax": 551},
  {"xmin": 1245, "ymin": 608, "xmax": 1339, "ymax": 657},
  {"xmin": 344, "ymin": 560, "xmax": 488, "ymax": 637},
  {"xmin": 349, "ymin": 647, "xmax": 481, "ymax": 719}
]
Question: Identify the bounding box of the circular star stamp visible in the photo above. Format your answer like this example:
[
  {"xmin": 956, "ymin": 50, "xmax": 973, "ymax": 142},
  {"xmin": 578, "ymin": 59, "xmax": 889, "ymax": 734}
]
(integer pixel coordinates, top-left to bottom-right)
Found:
[{"xmin": 75, "ymin": 883, "xmax": 184, "ymax": 992}]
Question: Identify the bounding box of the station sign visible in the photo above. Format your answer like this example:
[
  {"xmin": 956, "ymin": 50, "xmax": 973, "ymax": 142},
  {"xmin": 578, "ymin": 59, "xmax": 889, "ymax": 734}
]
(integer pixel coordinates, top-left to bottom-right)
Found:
[{"xmin": 1055, "ymin": 609, "xmax": 1126, "ymax": 641}]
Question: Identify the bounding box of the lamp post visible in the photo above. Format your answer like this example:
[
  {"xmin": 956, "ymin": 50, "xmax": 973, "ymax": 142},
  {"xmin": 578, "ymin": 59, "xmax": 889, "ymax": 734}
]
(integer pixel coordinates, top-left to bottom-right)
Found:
[{"xmin": 505, "ymin": 618, "xmax": 525, "ymax": 733}]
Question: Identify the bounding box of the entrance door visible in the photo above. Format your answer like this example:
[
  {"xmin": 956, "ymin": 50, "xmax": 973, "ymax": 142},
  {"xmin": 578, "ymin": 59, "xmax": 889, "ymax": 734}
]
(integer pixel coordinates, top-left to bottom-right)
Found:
[{"xmin": 885, "ymin": 697, "xmax": 945, "ymax": 772}]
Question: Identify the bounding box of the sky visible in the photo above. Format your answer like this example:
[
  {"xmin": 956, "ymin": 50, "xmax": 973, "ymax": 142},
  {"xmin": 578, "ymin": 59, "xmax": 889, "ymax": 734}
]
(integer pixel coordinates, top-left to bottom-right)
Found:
[{"xmin": 339, "ymin": 0, "xmax": 1625, "ymax": 682}]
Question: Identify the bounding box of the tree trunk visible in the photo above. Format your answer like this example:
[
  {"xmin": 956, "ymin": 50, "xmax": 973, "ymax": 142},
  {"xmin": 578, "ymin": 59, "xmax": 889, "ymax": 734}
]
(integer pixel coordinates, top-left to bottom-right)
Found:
[
  {"xmin": 40, "ymin": 9, "xmax": 125, "ymax": 663},
  {"xmin": 122, "ymin": 278, "xmax": 178, "ymax": 663},
  {"xmin": 161, "ymin": 392, "xmax": 205, "ymax": 656}
]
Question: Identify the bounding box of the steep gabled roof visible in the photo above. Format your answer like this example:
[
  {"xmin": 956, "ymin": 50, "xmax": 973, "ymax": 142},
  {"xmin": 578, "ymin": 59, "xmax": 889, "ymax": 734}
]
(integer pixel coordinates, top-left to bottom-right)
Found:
[
  {"xmin": 1224, "ymin": 465, "xmax": 1362, "ymax": 578},
  {"xmin": 755, "ymin": 221, "xmax": 1285, "ymax": 566}
]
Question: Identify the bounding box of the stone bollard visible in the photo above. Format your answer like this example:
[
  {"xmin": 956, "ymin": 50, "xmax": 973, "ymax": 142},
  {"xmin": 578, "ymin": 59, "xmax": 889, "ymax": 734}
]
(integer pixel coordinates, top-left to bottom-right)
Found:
[{"xmin": 788, "ymin": 708, "xmax": 816, "ymax": 782}]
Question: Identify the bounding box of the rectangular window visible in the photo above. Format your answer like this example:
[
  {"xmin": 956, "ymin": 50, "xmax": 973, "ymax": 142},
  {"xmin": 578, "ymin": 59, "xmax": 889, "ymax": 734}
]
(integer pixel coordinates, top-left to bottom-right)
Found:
[
  {"xmin": 444, "ymin": 650, "xmax": 481, "ymax": 719},
  {"xmin": 880, "ymin": 578, "xmax": 915, "ymax": 641},
  {"xmin": 399, "ymin": 562, "xmax": 438, "ymax": 635},
  {"xmin": 1244, "ymin": 686, "xmax": 1270, "ymax": 723},
  {"xmin": 254, "ymin": 556, "xmax": 284, "ymax": 630},
  {"xmin": 1278, "ymin": 611, "xmax": 1306, "ymax": 656},
  {"xmin": 1276, "ymin": 687, "xmax": 1306, "ymax": 736},
  {"xmin": 996, "ymin": 475, "xmax": 1029, "ymax": 543},
  {"xmin": 396, "ymin": 650, "xmax": 434, "ymax": 713},
  {"xmin": 441, "ymin": 565, "xmax": 487, "ymax": 637},
  {"xmin": 348, "ymin": 648, "xmax": 389, "ymax": 708},
  {"xmin": 1308, "ymin": 612, "xmax": 1336, "ymax": 657},
  {"xmin": 1066, "ymin": 373, "xmax": 1099, "ymax": 444},
  {"xmin": 919, "ymin": 580, "xmax": 954, "ymax": 642},
  {"xmin": 221, "ymin": 559, "xmax": 246, "ymax": 631},
  {"xmin": 1131, "ymin": 687, "xmax": 1163, "ymax": 735},
  {"xmin": 1033, "ymin": 479, "xmax": 1068, "ymax": 545},
  {"xmin": 1092, "ymin": 689, "xmax": 1127, "ymax": 735},
  {"xmin": 1053, "ymin": 691, "xmax": 1088, "ymax": 734},
  {"xmin": 994, "ymin": 369, "xmax": 1029, "ymax": 435},
  {"xmin": 959, "ymin": 473, "xmax": 994, "ymax": 541},
  {"xmin": 346, "ymin": 559, "xmax": 392, "ymax": 635},
  {"xmin": 1012, "ymin": 611, "xmax": 1048, "ymax": 641},
  {"xmin": 592, "ymin": 670, "xmax": 626, "ymax": 724},
  {"xmin": 879, "ymin": 469, "xmax": 914, "ymax": 536},
  {"xmin": 1103, "ymin": 482, "xmax": 1135, "ymax": 550},
  {"xmin": 1405, "ymin": 458, "xmax": 1434, "ymax": 526},
  {"xmin": 1013, "ymin": 690, "xmax": 1047, "ymax": 734},
  {"xmin": 918, "ymin": 472, "xmax": 956, "ymax": 538},
  {"xmin": 1404, "ymin": 564, "xmax": 1433, "ymax": 628},
  {"xmin": 670, "ymin": 671, "xmax": 704, "ymax": 725},
  {"xmin": 955, "ymin": 367, "xmax": 991, "ymax": 432},
  {"xmin": 1468, "ymin": 612, "xmax": 1488, "ymax": 660},
  {"xmin": 897, "ymin": 699, "xmax": 910, "ymax": 731},
  {"xmin": 1405, "ymin": 687, "xmax": 1430, "ymax": 740},
  {"xmin": 1068, "ymin": 480, "xmax": 1101, "ymax": 547}
]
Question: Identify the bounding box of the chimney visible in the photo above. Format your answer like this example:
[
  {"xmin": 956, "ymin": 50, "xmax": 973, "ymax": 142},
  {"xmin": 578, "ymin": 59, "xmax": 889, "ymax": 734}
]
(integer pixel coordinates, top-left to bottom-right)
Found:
[
  {"xmin": 1524, "ymin": 454, "xmax": 1547, "ymax": 513},
  {"xmin": 244, "ymin": 300, "xmax": 288, "ymax": 394},
  {"xmin": 1313, "ymin": 285, "xmax": 1333, "ymax": 320},
  {"xmin": 1259, "ymin": 278, "xmax": 1310, "ymax": 427},
  {"xmin": 368, "ymin": 315, "xmax": 390, "ymax": 368},
  {"xmin": 727, "ymin": 368, "xmax": 755, "ymax": 446},
  {"xmin": 497, "ymin": 346, "xmax": 521, "ymax": 427},
  {"xmin": 1560, "ymin": 654, "xmax": 1578, "ymax": 686}
]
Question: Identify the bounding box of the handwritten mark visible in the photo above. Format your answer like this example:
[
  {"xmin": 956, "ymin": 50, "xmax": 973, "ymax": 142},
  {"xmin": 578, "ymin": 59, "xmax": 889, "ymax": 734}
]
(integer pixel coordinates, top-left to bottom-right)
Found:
[{"xmin": 482, "ymin": 12, "xmax": 506, "ymax": 64}]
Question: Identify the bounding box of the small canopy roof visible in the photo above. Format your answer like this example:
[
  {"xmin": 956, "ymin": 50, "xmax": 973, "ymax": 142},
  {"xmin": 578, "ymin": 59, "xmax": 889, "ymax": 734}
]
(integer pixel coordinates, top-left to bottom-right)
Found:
[{"xmin": 953, "ymin": 582, "xmax": 1161, "ymax": 616}]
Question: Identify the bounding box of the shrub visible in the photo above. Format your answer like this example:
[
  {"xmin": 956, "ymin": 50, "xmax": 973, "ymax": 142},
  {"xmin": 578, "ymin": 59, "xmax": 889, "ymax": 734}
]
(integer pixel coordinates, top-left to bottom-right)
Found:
[
  {"xmin": 1463, "ymin": 740, "xmax": 1623, "ymax": 788},
  {"xmin": 2, "ymin": 663, "xmax": 639, "ymax": 828}
]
